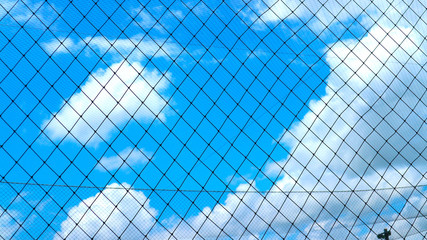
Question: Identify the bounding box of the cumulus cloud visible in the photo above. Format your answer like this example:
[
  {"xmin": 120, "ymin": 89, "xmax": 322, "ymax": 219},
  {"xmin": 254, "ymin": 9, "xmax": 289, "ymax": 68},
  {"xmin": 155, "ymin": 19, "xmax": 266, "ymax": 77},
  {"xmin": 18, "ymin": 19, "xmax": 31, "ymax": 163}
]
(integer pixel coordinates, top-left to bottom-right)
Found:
[
  {"xmin": 57, "ymin": 182, "xmax": 292, "ymax": 239},
  {"xmin": 96, "ymin": 147, "xmax": 151, "ymax": 172},
  {"xmin": 160, "ymin": 179, "xmax": 425, "ymax": 239},
  {"xmin": 163, "ymin": 16, "xmax": 425, "ymax": 239},
  {"xmin": 249, "ymin": 0, "xmax": 426, "ymax": 32},
  {"xmin": 57, "ymin": 182, "xmax": 426, "ymax": 239},
  {"xmin": 235, "ymin": 10, "xmax": 426, "ymax": 238},
  {"xmin": 54, "ymin": 183, "xmax": 159, "ymax": 240},
  {"xmin": 43, "ymin": 61, "xmax": 170, "ymax": 146},
  {"xmin": 269, "ymin": 24, "xmax": 426, "ymax": 190}
]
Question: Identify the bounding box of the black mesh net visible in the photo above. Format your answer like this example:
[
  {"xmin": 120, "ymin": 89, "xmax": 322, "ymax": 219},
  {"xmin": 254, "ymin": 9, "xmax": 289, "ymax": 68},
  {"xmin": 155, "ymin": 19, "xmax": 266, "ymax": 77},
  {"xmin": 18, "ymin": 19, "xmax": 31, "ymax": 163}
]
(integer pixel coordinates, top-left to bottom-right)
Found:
[{"xmin": 0, "ymin": 0, "xmax": 426, "ymax": 239}]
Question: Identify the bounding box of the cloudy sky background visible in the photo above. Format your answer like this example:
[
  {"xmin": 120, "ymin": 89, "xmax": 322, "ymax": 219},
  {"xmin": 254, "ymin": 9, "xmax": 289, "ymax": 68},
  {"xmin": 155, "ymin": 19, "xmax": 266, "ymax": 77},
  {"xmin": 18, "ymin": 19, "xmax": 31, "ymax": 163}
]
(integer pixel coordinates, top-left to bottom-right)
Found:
[{"xmin": 0, "ymin": 0, "xmax": 426, "ymax": 239}]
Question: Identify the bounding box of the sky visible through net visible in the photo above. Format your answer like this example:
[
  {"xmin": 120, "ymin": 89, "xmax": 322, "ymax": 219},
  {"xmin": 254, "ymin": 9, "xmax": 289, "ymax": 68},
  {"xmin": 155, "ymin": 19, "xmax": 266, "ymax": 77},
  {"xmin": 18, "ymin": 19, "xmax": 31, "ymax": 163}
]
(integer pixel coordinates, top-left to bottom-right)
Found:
[{"xmin": 0, "ymin": 0, "xmax": 426, "ymax": 239}]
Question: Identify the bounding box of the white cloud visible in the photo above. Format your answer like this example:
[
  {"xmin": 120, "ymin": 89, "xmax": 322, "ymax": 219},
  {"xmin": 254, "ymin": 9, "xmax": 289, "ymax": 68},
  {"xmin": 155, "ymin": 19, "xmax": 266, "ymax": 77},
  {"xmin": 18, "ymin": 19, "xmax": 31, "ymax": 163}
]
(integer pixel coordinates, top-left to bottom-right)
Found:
[
  {"xmin": 56, "ymin": 181, "xmax": 426, "ymax": 239},
  {"xmin": 43, "ymin": 61, "xmax": 170, "ymax": 146},
  {"xmin": 54, "ymin": 183, "xmax": 159, "ymax": 240},
  {"xmin": 42, "ymin": 35, "xmax": 181, "ymax": 61},
  {"xmin": 363, "ymin": 193, "xmax": 427, "ymax": 239},
  {"xmin": 0, "ymin": 0, "xmax": 47, "ymax": 26},
  {"xmin": 135, "ymin": 10, "xmax": 157, "ymax": 30},
  {"xmin": 42, "ymin": 37, "xmax": 83, "ymax": 55},
  {"xmin": 0, "ymin": 207, "xmax": 19, "ymax": 239},
  {"xmin": 256, "ymin": 14, "xmax": 426, "ymax": 239},
  {"xmin": 160, "ymin": 179, "xmax": 424, "ymax": 239},
  {"xmin": 152, "ymin": 16, "xmax": 426, "ymax": 239},
  {"xmin": 82, "ymin": 35, "xmax": 180, "ymax": 61},
  {"xmin": 269, "ymin": 24, "xmax": 426, "ymax": 190},
  {"xmin": 96, "ymin": 147, "xmax": 151, "ymax": 172},
  {"xmin": 55, "ymin": 2, "xmax": 426, "ymax": 239},
  {"xmin": 282, "ymin": 0, "xmax": 375, "ymax": 24},
  {"xmin": 163, "ymin": 182, "xmax": 272, "ymax": 239},
  {"xmin": 249, "ymin": 0, "xmax": 426, "ymax": 33}
]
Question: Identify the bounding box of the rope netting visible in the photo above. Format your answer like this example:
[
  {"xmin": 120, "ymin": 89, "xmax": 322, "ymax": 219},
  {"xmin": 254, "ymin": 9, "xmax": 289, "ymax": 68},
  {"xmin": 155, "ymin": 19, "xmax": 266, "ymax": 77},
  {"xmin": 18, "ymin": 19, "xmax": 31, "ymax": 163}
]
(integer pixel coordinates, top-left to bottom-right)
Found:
[{"xmin": 0, "ymin": 0, "xmax": 426, "ymax": 239}]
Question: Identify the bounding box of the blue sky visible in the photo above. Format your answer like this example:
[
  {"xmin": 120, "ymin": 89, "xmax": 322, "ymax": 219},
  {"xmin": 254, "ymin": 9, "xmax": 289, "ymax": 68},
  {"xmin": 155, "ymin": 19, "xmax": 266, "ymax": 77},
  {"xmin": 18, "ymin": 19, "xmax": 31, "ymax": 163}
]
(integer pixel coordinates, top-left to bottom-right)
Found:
[{"xmin": 0, "ymin": 0, "xmax": 426, "ymax": 239}]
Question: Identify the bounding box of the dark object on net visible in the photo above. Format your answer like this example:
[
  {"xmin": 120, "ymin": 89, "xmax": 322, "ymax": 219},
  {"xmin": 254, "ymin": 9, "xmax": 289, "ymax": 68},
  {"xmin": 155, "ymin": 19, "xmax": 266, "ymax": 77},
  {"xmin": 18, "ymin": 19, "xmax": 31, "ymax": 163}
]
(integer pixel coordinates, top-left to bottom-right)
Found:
[{"xmin": 377, "ymin": 228, "xmax": 391, "ymax": 240}]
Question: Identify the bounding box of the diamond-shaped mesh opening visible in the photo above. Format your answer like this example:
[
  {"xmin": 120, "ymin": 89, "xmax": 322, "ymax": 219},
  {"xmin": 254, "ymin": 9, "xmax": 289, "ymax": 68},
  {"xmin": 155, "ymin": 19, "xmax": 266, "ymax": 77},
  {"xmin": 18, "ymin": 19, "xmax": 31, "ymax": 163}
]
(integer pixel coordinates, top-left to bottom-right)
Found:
[{"xmin": 0, "ymin": 0, "xmax": 426, "ymax": 239}]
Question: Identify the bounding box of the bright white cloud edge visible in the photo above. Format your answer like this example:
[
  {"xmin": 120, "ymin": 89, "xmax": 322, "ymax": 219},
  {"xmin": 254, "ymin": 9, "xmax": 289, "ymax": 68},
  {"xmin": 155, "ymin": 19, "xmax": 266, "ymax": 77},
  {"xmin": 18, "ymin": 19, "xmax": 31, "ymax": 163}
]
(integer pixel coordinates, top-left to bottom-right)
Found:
[
  {"xmin": 53, "ymin": 183, "xmax": 158, "ymax": 240},
  {"xmin": 42, "ymin": 61, "xmax": 170, "ymax": 146}
]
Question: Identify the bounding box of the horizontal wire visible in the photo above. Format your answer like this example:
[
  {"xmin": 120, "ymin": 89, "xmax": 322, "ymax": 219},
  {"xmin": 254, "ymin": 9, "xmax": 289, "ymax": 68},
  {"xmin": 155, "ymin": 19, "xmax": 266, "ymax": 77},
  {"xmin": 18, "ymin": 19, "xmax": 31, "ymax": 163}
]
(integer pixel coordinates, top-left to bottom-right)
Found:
[{"xmin": 0, "ymin": 180, "xmax": 425, "ymax": 194}]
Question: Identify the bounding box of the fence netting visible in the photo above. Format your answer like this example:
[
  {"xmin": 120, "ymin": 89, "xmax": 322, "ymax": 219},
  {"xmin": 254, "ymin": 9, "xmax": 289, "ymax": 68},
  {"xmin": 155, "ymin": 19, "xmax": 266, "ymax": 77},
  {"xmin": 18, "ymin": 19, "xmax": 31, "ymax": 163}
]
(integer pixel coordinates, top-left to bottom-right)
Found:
[{"xmin": 0, "ymin": 0, "xmax": 426, "ymax": 239}]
